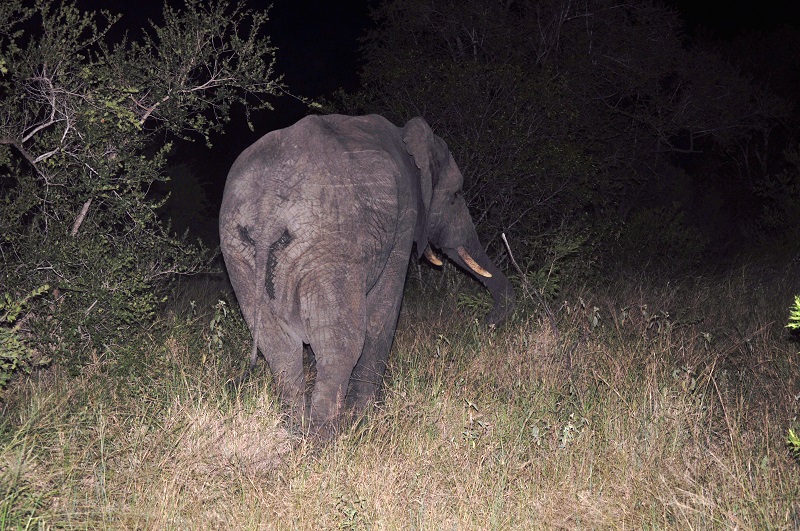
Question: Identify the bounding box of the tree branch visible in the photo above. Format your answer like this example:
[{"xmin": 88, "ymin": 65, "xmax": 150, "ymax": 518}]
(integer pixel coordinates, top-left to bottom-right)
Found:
[
  {"xmin": 137, "ymin": 94, "xmax": 171, "ymax": 125},
  {"xmin": 0, "ymin": 137, "xmax": 47, "ymax": 178},
  {"xmin": 71, "ymin": 198, "xmax": 92, "ymax": 236}
]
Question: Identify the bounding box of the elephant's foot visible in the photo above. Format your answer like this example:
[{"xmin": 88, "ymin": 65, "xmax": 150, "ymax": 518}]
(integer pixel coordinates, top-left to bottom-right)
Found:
[
  {"xmin": 308, "ymin": 402, "xmax": 342, "ymax": 435},
  {"xmin": 306, "ymin": 407, "xmax": 369, "ymax": 443},
  {"xmin": 305, "ymin": 366, "xmax": 356, "ymax": 438},
  {"xmin": 345, "ymin": 379, "xmax": 381, "ymax": 415},
  {"xmin": 276, "ymin": 383, "xmax": 309, "ymax": 433},
  {"xmin": 283, "ymin": 401, "xmax": 309, "ymax": 434},
  {"xmin": 306, "ymin": 419, "xmax": 340, "ymax": 443},
  {"xmin": 345, "ymin": 392, "xmax": 377, "ymax": 419}
]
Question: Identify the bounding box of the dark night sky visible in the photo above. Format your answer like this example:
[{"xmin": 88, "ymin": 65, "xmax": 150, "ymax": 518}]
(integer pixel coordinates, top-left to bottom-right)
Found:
[
  {"xmin": 86, "ymin": 0, "xmax": 800, "ymax": 130},
  {"xmin": 75, "ymin": 0, "xmax": 370, "ymax": 121},
  {"xmin": 268, "ymin": 1, "xmax": 369, "ymax": 98},
  {"xmin": 670, "ymin": 0, "xmax": 800, "ymax": 37}
]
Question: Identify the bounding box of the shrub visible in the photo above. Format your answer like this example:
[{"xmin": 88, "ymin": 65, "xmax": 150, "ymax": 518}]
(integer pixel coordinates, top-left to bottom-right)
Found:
[
  {"xmin": 0, "ymin": 0, "xmax": 282, "ymax": 365},
  {"xmin": 0, "ymin": 285, "xmax": 49, "ymax": 396}
]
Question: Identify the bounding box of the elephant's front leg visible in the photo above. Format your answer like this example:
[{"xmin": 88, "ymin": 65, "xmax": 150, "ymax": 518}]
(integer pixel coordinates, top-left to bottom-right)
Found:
[
  {"xmin": 347, "ymin": 255, "xmax": 409, "ymax": 414},
  {"xmin": 304, "ymin": 279, "xmax": 367, "ymax": 438}
]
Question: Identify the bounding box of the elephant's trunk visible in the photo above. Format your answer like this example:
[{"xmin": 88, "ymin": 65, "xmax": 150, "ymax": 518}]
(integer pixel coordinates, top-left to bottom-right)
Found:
[{"xmin": 445, "ymin": 241, "xmax": 516, "ymax": 325}]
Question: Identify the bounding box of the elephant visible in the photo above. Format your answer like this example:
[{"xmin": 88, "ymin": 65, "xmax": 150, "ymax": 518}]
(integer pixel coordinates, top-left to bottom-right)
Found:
[{"xmin": 219, "ymin": 114, "xmax": 515, "ymax": 438}]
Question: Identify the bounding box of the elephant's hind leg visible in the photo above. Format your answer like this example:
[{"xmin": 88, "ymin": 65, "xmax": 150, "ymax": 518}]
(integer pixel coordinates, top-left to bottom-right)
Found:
[
  {"xmin": 305, "ymin": 296, "xmax": 367, "ymax": 439},
  {"xmin": 222, "ymin": 226, "xmax": 307, "ymax": 425},
  {"xmin": 347, "ymin": 255, "xmax": 408, "ymax": 414},
  {"xmin": 261, "ymin": 330, "xmax": 307, "ymax": 428},
  {"xmin": 243, "ymin": 305, "xmax": 307, "ymax": 426}
]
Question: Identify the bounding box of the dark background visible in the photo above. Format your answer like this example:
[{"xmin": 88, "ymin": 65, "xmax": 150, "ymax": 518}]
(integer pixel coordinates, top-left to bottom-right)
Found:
[
  {"xmin": 76, "ymin": 0, "xmax": 800, "ymax": 253},
  {"xmin": 91, "ymin": 0, "xmax": 798, "ymax": 113}
]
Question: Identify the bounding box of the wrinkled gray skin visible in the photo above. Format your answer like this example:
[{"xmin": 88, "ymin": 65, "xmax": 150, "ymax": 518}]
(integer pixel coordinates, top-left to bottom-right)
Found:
[{"xmin": 219, "ymin": 114, "xmax": 515, "ymax": 438}]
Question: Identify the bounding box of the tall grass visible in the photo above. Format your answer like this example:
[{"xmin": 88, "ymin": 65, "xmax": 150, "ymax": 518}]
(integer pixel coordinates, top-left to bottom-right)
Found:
[{"xmin": 2, "ymin": 264, "xmax": 799, "ymax": 529}]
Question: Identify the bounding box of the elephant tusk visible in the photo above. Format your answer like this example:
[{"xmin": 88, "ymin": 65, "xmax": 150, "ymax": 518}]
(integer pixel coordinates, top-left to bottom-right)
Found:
[
  {"xmin": 457, "ymin": 246, "xmax": 492, "ymax": 278},
  {"xmin": 424, "ymin": 246, "xmax": 443, "ymax": 266}
]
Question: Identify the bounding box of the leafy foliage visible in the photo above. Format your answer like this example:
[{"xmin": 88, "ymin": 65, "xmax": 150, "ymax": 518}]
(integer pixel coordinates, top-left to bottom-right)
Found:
[
  {"xmin": 785, "ymin": 296, "xmax": 800, "ymax": 462},
  {"xmin": 611, "ymin": 203, "xmax": 707, "ymax": 275},
  {"xmin": 788, "ymin": 295, "xmax": 800, "ymax": 333},
  {"xmin": 752, "ymin": 144, "xmax": 800, "ymax": 247},
  {"xmin": 0, "ymin": 285, "xmax": 49, "ymax": 396},
  {"xmin": 789, "ymin": 429, "xmax": 800, "ymax": 461},
  {"xmin": 0, "ymin": 0, "xmax": 282, "ymax": 363}
]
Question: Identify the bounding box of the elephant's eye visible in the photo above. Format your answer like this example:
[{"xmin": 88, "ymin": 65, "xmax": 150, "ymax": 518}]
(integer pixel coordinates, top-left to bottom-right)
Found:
[{"xmin": 451, "ymin": 190, "xmax": 462, "ymax": 204}]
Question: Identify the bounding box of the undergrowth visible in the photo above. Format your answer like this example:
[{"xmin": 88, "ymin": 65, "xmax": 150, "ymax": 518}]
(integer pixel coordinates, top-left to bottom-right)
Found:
[{"xmin": 1, "ymin": 263, "xmax": 799, "ymax": 529}]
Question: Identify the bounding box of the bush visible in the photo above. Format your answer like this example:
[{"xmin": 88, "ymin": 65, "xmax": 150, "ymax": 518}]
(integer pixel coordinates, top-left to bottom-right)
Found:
[
  {"xmin": 787, "ymin": 295, "xmax": 800, "ymax": 460},
  {"xmin": 0, "ymin": 285, "xmax": 49, "ymax": 396},
  {"xmin": 335, "ymin": 0, "xmax": 791, "ymax": 275},
  {"xmin": 0, "ymin": 0, "xmax": 282, "ymax": 365},
  {"xmin": 610, "ymin": 203, "xmax": 707, "ymax": 274}
]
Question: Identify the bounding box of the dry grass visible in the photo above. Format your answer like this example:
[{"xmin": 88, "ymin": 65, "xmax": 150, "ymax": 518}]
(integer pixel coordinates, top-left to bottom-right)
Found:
[{"xmin": 2, "ymin": 264, "xmax": 800, "ymax": 529}]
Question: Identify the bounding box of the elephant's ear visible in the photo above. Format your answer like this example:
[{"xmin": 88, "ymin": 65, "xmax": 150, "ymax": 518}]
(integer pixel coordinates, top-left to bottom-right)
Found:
[{"xmin": 402, "ymin": 117, "xmax": 435, "ymax": 259}]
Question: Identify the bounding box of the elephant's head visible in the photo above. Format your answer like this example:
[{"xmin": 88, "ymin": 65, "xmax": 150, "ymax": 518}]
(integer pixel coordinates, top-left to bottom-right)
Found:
[{"xmin": 403, "ymin": 117, "xmax": 516, "ymax": 325}]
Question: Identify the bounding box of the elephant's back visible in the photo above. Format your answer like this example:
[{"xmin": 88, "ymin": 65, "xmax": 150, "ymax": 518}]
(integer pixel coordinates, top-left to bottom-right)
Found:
[{"xmin": 220, "ymin": 114, "xmax": 410, "ymax": 262}]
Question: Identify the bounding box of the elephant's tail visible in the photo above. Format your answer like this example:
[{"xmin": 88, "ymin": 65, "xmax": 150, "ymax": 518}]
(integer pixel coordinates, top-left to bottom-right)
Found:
[
  {"xmin": 230, "ymin": 225, "xmax": 269, "ymax": 386},
  {"xmin": 248, "ymin": 237, "xmax": 267, "ymax": 375}
]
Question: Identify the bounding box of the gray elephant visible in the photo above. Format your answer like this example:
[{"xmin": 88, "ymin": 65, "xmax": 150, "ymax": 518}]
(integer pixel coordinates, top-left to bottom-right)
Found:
[{"xmin": 219, "ymin": 114, "xmax": 515, "ymax": 437}]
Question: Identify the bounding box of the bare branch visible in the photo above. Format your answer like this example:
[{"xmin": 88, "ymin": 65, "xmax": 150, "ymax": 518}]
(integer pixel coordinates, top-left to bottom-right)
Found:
[
  {"xmin": 0, "ymin": 137, "xmax": 49, "ymax": 179},
  {"xmin": 71, "ymin": 198, "xmax": 92, "ymax": 236},
  {"xmin": 137, "ymin": 95, "xmax": 171, "ymax": 125}
]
